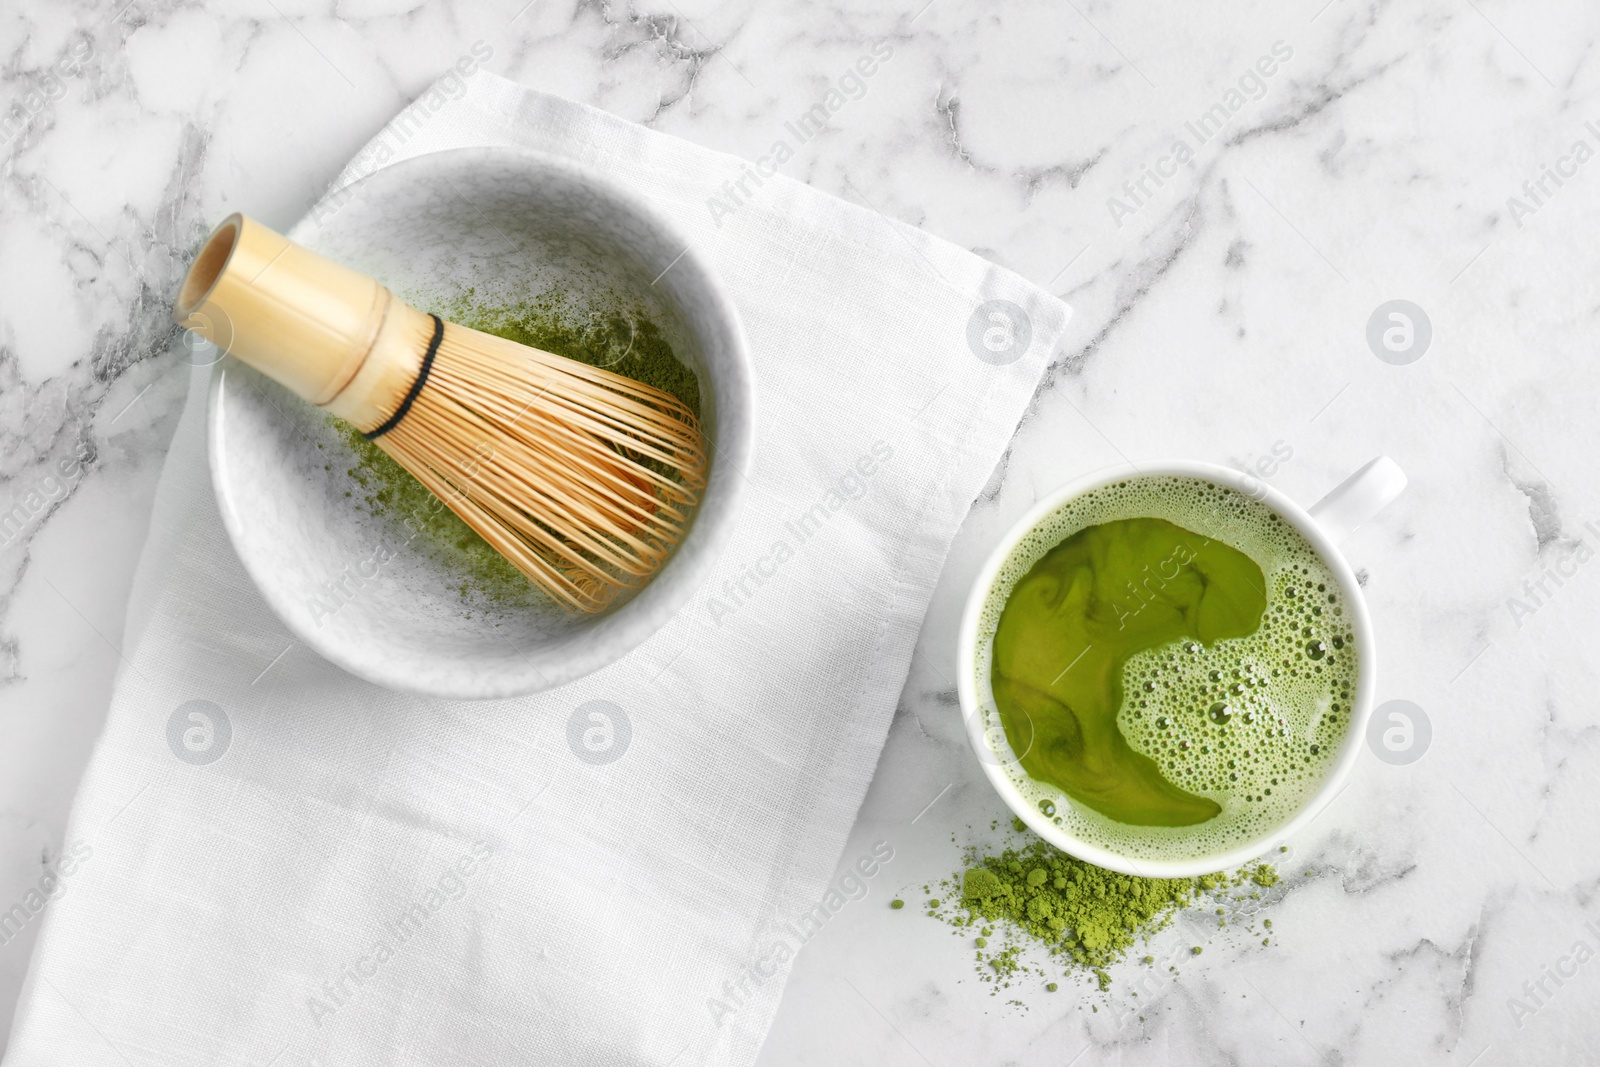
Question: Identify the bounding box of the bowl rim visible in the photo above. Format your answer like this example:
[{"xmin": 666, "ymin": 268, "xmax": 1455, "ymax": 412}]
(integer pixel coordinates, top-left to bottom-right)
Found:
[
  {"xmin": 207, "ymin": 145, "xmax": 755, "ymax": 700},
  {"xmin": 956, "ymin": 459, "xmax": 1377, "ymax": 878}
]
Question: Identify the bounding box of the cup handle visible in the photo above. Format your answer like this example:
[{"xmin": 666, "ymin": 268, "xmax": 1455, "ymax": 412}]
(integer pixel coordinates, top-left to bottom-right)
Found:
[{"xmin": 1307, "ymin": 457, "xmax": 1408, "ymax": 544}]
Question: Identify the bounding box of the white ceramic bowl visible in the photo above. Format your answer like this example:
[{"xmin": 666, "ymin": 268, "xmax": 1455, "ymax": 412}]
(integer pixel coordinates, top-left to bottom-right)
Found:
[
  {"xmin": 957, "ymin": 458, "xmax": 1406, "ymax": 877},
  {"xmin": 208, "ymin": 147, "xmax": 754, "ymax": 699}
]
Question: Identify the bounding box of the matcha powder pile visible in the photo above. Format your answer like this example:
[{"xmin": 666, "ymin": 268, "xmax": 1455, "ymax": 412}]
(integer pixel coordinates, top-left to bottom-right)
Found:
[{"xmin": 918, "ymin": 818, "xmax": 1283, "ymax": 994}]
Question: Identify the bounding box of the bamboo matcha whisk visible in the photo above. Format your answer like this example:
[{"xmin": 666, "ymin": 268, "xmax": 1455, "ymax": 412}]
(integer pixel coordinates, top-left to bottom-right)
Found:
[{"xmin": 174, "ymin": 213, "xmax": 707, "ymax": 614}]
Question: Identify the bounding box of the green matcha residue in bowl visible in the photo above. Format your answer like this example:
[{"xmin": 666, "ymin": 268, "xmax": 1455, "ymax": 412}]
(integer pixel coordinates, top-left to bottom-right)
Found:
[
  {"xmin": 451, "ymin": 293, "xmax": 700, "ymax": 420},
  {"xmin": 332, "ymin": 294, "xmax": 702, "ymax": 610}
]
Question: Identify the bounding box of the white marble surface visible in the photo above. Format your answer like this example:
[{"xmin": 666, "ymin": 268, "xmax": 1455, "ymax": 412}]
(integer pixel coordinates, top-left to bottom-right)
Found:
[{"xmin": 1, "ymin": 0, "xmax": 1597, "ymax": 1063}]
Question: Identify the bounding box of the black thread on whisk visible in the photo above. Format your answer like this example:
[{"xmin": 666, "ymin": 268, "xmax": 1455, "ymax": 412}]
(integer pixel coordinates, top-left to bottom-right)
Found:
[{"xmin": 363, "ymin": 314, "xmax": 444, "ymax": 441}]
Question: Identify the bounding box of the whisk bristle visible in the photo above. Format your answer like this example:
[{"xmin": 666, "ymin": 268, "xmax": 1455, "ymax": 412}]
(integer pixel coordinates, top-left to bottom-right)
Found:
[{"xmin": 373, "ymin": 323, "xmax": 707, "ymax": 613}]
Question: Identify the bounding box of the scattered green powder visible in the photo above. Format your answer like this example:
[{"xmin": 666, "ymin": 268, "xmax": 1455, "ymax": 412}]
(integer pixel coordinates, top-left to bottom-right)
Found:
[
  {"xmin": 909, "ymin": 824, "xmax": 1287, "ymax": 994},
  {"xmin": 333, "ymin": 291, "xmax": 701, "ymax": 607},
  {"xmin": 335, "ymin": 424, "xmax": 535, "ymax": 607},
  {"xmin": 951, "ymin": 845, "xmax": 1202, "ymax": 972},
  {"xmin": 442, "ymin": 289, "xmax": 700, "ymax": 418}
]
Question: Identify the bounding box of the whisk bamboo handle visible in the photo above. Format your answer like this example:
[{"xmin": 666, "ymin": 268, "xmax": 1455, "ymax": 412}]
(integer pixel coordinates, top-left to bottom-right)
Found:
[{"xmin": 173, "ymin": 213, "xmax": 432, "ymax": 436}]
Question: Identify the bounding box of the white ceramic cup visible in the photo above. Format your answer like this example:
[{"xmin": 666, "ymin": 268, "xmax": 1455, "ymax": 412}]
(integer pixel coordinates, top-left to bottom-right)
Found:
[{"xmin": 957, "ymin": 457, "xmax": 1407, "ymax": 878}]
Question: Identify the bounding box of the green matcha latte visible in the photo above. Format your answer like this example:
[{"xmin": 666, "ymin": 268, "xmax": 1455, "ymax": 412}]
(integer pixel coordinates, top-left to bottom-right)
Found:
[{"xmin": 974, "ymin": 476, "xmax": 1357, "ymax": 862}]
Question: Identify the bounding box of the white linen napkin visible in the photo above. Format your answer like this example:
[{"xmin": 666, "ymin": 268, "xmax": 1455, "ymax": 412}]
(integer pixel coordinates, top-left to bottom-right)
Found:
[{"xmin": 4, "ymin": 71, "xmax": 1069, "ymax": 1066}]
